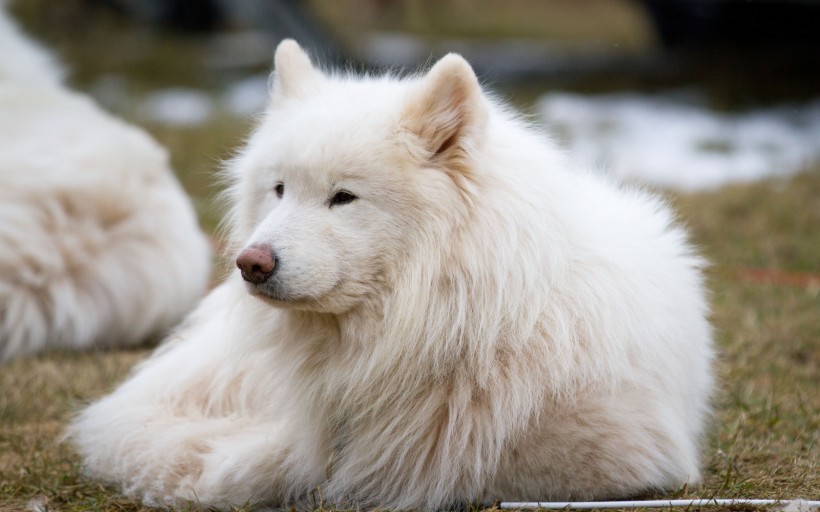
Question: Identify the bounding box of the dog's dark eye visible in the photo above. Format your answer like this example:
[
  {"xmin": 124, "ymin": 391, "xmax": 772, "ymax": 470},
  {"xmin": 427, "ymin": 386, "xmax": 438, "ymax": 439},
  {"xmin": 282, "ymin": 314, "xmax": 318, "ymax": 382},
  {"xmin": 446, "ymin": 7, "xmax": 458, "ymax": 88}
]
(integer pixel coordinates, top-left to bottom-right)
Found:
[
  {"xmin": 274, "ymin": 183, "xmax": 284, "ymax": 198},
  {"xmin": 329, "ymin": 190, "xmax": 357, "ymax": 207}
]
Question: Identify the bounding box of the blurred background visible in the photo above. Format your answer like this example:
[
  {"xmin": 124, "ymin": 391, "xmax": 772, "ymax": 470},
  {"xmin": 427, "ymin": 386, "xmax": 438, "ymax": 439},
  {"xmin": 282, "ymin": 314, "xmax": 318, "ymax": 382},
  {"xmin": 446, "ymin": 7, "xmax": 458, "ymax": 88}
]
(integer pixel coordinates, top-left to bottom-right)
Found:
[{"xmin": 9, "ymin": 0, "xmax": 820, "ymax": 228}]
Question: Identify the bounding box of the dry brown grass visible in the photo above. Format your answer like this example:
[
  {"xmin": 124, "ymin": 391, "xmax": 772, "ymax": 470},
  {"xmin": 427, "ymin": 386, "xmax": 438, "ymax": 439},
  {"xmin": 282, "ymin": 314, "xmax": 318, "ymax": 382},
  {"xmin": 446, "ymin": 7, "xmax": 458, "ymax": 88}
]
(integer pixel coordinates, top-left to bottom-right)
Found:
[{"xmin": 671, "ymin": 172, "xmax": 820, "ymax": 502}]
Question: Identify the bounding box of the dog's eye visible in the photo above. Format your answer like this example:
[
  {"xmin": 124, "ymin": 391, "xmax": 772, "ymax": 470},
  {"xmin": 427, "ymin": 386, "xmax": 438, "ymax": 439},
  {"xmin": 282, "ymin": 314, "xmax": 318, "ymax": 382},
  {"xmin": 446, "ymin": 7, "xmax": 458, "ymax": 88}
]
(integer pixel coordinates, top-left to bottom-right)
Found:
[
  {"xmin": 329, "ymin": 190, "xmax": 357, "ymax": 207},
  {"xmin": 274, "ymin": 183, "xmax": 284, "ymax": 198}
]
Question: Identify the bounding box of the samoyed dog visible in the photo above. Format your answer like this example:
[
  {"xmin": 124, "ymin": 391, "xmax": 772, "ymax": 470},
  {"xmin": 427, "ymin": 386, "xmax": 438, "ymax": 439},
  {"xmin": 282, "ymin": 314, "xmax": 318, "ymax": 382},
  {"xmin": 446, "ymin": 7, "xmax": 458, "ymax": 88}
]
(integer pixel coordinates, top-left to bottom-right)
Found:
[
  {"xmin": 0, "ymin": 12, "xmax": 211, "ymax": 361},
  {"xmin": 70, "ymin": 40, "xmax": 713, "ymax": 509}
]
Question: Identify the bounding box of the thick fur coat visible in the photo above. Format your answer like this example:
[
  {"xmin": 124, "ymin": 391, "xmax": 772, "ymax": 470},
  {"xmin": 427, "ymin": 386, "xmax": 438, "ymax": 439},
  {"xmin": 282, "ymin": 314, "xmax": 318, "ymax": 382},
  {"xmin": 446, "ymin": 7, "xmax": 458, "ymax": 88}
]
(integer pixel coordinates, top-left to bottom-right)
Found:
[
  {"xmin": 70, "ymin": 40, "xmax": 714, "ymax": 509},
  {"xmin": 0, "ymin": 12, "xmax": 211, "ymax": 361}
]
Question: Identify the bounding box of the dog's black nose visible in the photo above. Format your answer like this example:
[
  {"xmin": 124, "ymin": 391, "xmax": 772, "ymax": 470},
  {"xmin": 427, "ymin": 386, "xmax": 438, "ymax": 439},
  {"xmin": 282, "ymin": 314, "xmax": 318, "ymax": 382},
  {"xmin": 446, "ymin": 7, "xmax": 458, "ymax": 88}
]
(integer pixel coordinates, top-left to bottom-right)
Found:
[{"xmin": 236, "ymin": 245, "xmax": 276, "ymax": 284}]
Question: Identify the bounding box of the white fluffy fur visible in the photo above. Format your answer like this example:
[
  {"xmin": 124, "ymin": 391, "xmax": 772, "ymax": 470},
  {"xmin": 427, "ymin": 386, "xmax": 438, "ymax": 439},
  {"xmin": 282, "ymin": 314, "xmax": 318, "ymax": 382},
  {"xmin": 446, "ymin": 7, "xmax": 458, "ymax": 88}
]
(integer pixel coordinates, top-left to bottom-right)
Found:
[
  {"xmin": 70, "ymin": 40, "xmax": 714, "ymax": 510},
  {"xmin": 0, "ymin": 11, "xmax": 211, "ymax": 361}
]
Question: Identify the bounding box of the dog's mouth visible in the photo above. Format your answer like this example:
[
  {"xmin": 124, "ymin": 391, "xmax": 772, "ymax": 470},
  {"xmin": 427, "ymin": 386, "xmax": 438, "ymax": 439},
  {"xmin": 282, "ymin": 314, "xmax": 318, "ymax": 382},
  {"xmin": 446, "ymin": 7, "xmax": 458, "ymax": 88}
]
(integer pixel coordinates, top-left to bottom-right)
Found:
[
  {"xmin": 244, "ymin": 277, "xmax": 346, "ymax": 311},
  {"xmin": 245, "ymin": 282, "xmax": 293, "ymax": 303},
  {"xmin": 244, "ymin": 280, "xmax": 324, "ymax": 310}
]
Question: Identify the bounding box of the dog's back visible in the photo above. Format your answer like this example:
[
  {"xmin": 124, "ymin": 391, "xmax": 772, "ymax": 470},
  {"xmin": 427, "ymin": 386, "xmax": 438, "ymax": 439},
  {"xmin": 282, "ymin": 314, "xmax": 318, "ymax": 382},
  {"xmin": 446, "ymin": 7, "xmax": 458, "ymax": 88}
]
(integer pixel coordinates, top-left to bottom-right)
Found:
[{"xmin": 0, "ymin": 10, "xmax": 211, "ymax": 360}]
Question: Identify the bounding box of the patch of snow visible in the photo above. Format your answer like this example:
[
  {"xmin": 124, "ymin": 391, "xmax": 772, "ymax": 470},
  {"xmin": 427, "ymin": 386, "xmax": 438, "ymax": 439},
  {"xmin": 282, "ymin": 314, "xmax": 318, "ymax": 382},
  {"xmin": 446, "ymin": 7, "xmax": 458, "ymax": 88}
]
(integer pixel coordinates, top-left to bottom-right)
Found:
[
  {"xmin": 224, "ymin": 75, "xmax": 269, "ymax": 117},
  {"xmin": 139, "ymin": 88, "xmax": 214, "ymax": 126},
  {"xmin": 26, "ymin": 496, "xmax": 48, "ymax": 512},
  {"xmin": 538, "ymin": 92, "xmax": 820, "ymax": 190}
]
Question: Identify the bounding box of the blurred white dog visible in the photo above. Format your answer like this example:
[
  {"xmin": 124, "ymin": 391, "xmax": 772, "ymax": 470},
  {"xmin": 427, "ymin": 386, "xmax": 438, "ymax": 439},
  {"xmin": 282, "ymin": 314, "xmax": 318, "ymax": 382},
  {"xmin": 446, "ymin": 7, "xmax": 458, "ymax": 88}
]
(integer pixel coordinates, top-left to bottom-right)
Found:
[
  {"xmin": 0, "ymin": 12, "xmax": 211, "ymax": 361},
  {"xmin": 71, "ymin": 40, "xmax": 713, "ymax": 509}
]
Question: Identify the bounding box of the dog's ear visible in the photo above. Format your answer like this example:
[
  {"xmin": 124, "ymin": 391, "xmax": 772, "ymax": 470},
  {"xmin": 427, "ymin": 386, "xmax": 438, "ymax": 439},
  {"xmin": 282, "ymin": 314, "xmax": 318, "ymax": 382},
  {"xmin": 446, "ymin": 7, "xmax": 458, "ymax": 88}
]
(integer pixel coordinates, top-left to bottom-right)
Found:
[
  {"xmin": 402, "ymin": 53, "xmax": 487, "ymax": 172},
  {"xmin": 269, "ymin": 39, "xmax": 325, "ymax": 100}
]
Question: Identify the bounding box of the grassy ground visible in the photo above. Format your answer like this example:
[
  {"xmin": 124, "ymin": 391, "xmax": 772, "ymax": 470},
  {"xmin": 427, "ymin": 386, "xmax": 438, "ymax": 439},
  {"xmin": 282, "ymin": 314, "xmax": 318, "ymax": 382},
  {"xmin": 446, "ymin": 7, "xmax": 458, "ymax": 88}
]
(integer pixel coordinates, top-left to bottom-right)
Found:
[
  {"xmin": 672, "ymin": 173, "xmax": 819, "ymax": 501},
  {"xmin": 2, "ymin": 2, "xmax": 818, "ymax": 511}
]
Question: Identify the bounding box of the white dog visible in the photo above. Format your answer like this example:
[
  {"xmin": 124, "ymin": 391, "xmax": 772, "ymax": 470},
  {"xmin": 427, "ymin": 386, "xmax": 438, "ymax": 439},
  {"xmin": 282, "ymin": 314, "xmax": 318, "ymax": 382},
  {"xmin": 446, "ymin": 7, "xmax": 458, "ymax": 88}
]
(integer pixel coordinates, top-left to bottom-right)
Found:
[
  {"xmin": 0, "ymin": 12, "xmax": 211, "ymax": 361},
  {"xmin": 70, "ymin": 40, "xmax": 714, "ymax": 510}
]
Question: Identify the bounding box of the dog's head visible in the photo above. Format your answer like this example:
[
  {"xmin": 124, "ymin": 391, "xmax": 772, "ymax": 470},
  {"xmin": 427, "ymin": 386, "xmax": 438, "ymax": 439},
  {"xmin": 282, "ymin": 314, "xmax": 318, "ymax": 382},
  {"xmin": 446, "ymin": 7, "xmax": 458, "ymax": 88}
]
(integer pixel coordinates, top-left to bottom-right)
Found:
[{"xmin": 227, "ymin": 40, "xmax": 488, "ymax": 313}]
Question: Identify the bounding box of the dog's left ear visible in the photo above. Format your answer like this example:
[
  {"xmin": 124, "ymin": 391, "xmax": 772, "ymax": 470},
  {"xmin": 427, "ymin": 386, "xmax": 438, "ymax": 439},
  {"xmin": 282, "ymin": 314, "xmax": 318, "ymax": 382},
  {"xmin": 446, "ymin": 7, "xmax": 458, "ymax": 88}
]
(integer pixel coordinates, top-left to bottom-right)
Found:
[
  {"xmin": 402, "ymin": 53, "xmax": 487, "ymax": 171},
  {"xmin": 268, "ymin": 39, "xmax": 325, "ymax": 101}
]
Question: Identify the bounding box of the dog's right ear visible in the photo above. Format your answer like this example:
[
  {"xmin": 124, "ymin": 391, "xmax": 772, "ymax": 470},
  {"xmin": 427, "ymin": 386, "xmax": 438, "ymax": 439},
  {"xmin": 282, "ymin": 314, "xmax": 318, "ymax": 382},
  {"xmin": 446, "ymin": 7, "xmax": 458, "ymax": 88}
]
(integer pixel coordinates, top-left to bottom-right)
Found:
[
  {"xmin": 268, "ymin": 39, "xmax": 325, "ymax": 100},
  {"xmin": 401, "ymin": 53, "xmax": 488, "ymax": 178}
]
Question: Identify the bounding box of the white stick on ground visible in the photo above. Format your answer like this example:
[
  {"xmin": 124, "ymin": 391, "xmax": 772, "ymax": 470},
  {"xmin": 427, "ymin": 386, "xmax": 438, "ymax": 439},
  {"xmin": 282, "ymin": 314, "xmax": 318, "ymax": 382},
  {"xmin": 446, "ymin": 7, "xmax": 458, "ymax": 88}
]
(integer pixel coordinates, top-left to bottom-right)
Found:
[{"xmin": 499, "ymin": 499, "xmax": 820, "ymax": 509}]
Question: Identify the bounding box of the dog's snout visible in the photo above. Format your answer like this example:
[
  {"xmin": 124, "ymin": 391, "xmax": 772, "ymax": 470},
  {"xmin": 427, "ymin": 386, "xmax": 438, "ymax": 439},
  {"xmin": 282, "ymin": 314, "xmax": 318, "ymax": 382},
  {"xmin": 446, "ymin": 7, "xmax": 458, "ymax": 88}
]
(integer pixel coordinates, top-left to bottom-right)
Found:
[{"xmin": 236, "ymin": 245, "xmax": 276, "ymax": 284}]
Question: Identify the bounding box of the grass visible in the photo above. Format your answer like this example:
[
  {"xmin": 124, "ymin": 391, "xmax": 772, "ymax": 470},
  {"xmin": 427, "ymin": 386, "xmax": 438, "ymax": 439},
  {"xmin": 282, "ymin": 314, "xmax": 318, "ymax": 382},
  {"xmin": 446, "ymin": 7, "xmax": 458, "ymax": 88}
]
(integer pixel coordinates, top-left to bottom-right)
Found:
[
  {"xmin": 3, "ymin": 2, "xmax": 818, "ymax": 510},
  {"xmin": 671, "ymin": 173, "xmax": 820, "ymax": 501}
]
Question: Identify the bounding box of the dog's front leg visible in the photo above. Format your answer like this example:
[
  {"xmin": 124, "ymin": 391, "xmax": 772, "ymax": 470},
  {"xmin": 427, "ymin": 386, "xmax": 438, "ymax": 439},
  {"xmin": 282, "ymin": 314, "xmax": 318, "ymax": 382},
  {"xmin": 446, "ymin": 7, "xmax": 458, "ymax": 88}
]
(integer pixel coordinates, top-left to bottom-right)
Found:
[{"xmin": 177, "ymin": 419, "xmax": 329, "ymax": 509}]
